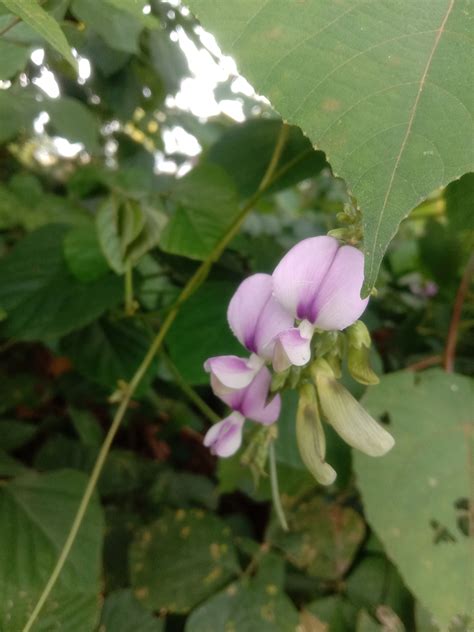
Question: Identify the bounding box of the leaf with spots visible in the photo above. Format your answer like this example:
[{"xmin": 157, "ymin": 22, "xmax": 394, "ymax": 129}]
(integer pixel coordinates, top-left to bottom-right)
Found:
[
  {"xmin": 354, "ymin": 369, "xmax": 473, "ymax": 629},
  {"xmin": 186, "ymin": 0, "xmax": 474, "ymax": 292},
  {"xmin": 130, "ymin": 509, "xmax": 240, "ymax": 614},
  {"xmin": 186, "ymin": 558, "xmax": 299, "ymax": 632},
  {"xmin": 0, "ymin": 470, "xmax": 103, "ymax": 632},
  {"xmin": 270, "ymin": 496, "xmax": 365, "ymax": 580}
]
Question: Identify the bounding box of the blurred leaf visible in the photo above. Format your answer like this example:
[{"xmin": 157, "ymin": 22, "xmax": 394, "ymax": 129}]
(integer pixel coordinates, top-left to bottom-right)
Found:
[
  {"xmin": 354, "ymin": 370, "xmax": 473, "ymax": 629},
  {"xmin": 100, "ymin": 589, "xmax": 164, "ymax": 632},
  {"xmin": 187, "ymin": 0, "xmax": 474, "ymax": 292},
  {"xmin": 0, "ymin": 89, "xmax": 39, "ymax": 143},
  {"xmin": 104, "ymin": 0, "xmax": 160, "ymax": 28},
  {"xmin": 445, "ymin": 173, "xmax": 474, "ymax": 233},
  {"xmin": 167, "ymin": 281, "xmax": 243, "ymax": 385},
  {"xmin": 61, "ymin": 317, "xmax": 158, "ymax": 395},
  {"xmin": 185, "ymin": 575, "xmax": 299, "ymax": 632},
  {"xmin": 346, "ymin": 555, "xmax": 412, "ymax": 622},
  {"xmin": 0, "ymin": 225, "xmax": 122, "ymax": 340},
  {"xmin": 0, "ymin": 450, "xmax": 30, "ymax": 477},
  {"xmin": 0, "ymin": 470, "xmax": 103, "ymax": 631},
  {"xmin": 208, "ymin": 119, "xmax": 327, "ymax": 197},
  {"xmin": 63, "ymin": 225, "xmax": 110, "ymax": 282},
  {"xmin": 274, "ymin": 390, "xmax": 304, "ymax": 469},
  {"xmin": 356, "ymin": 610, "xmax": 383, "ymax": 632},
  {"xmin": 69, "ymin": 407, "xmax": 104, "ymax": 447},
  {"xmin": 0, "ymin": 419, "xmax": 37, "ymax": 452},
  {"xmin": 0, "ymin": 40, "xmax": 31, "ymax": 80},
  {"xmin": 148, "ymin": 470, "xmax": 218, "ymax": 511},
  {"xmin": 71, "ymin": 0, "xmax": 144, "ymax": 54},
  {"xmin": 271, "ymin": 496, "xmax": 365, "ymax": 580},
  {"xmin": 34, "ymin": 436, "xmax": 156, "ymax": 496},
  {"xmin": 130, "ymin": 509, "xmax": 239, "ymax": 613},
  {"xmin": 2, "ymin": 0, "xmax": 76, "ymax": 68},
  {"xmin": 45, "ymin": 97, "xmax": 100, "ymax": 152},
  {"xmin": 306, "ymin": 595, "xmax": 358, "ymax": 632},
  {"xmin": 149, "ymin": 27, "xmax": 189, "ymax": 94},
  {"xmin": 160, "ymin": 164, "xmax": 239, "ymax": 261},
  {"xmin": 97, "ymin": 197, "xmax": 166, "ymax": 274}
]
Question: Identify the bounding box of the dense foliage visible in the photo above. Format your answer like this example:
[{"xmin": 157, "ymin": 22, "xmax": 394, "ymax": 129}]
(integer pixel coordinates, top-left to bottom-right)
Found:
[{"xmin": 0, "ymin": 1, "xmax": 472, "ymax": 631}]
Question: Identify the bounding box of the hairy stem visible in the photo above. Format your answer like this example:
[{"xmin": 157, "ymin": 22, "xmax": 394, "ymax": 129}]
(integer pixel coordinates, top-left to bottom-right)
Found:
[
  {"xmin": 23, "ymin": 122, "xmax": 290, "ymax": 631},
  {"xmin": 444, "ymin": 253, "xmax": 474, "ymax": 373},
  {"xmin": 124, "ymin": 262, "xmax": 135, "ymax": 316}
]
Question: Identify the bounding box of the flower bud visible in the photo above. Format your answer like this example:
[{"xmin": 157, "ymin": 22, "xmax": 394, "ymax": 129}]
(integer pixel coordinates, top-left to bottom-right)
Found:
[
  {"xmin": 312, "ymin": 359, "xmax": 394, "ymax": 457},
  {"xmin": 346, "ymin": 321, "xmax": 379, "ymax": 385},
  {"xmin": 296, "ymin": 383, "xmax": 337, "ymax": 486}
]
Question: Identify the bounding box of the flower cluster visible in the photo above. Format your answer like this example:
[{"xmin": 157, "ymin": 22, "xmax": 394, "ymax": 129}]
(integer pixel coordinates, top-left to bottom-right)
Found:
[{"xmin": 203, "ymin": 236, "xmax": 394, "ymax": 485}]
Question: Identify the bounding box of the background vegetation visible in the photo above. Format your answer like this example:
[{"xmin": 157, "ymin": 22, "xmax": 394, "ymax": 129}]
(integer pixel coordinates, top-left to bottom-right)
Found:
[{"xmin": 0, "ymin": 1, "xmax": 472, "ymax": 631}]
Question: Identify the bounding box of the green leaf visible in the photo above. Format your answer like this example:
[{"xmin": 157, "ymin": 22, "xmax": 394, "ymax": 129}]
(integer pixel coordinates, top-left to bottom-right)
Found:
[
  {"xmin": 208, "ymin": 119, "xmax": 327, "ymax": 197},
  {"xmin": 0, "ymin": 449, "xmax": 30, "ymax": 477},
  {"xmin": 1, "ymin": 0, "xmax": 76, "ymax": 69},
  {"xmin": 130, "ymin": 509, "xmax": 239, "ymax": 613},
  {"xmin": 61, "ymin": 317, "xmax": 158, "ymax": 395},
  {"xmin": 45, "ymin": 97, "xmax": 100, "ymax": 152},
  {"xmin": 69, "ymin": 407, "xmax": 104, "ymax": 447},
  {"xmin": 0, "ymin": 89, "xmax": 39, "ymax": 143},
  {"xmin": 63, "ymin": 225, "xmax": 110, "ymax": 282},
  {"xmin": 34, "ymin": 436, "xmax": 158, "ymax": 496},
  {"xmin": 0, "ymin": 419, "xmax": 37, "ymax": 451},
  {"xmin": 160, "ymin": 164, "xmax": 240, "ymax": 261},
  {"xmin": 167, "ymin": 281, "xmax": 244, "ymax": 385},
  {"xmin": 104, "ymin": 0, "xmax": 160, "ymax": 29},
  {"xmin": 271, "ymin": 496, "xmax": 365, "ymax": 580},
  {"xmin": 0, "ymin": 40, "xmax": 31, "ymax": 80},
  {"xmin": 100, "ymin": 590, "xmax": 164, "ymax": 632},
  {"xmin": 306, "ymin": 595, "xmax": 357, "ymax": 632},
  {"xmin": 187, "ymin": 0, "xmax": 474, "ymax": 292},
  {"xmin": 354, "ymin": 370, "xmax": 473, "ymax": 629},
  {"xmin": 71, "ymin": 0, "xmax": 144, "ymax": 54},
  {"xmin": 346, "ymin": 555, "xmax": 412, "ymax": 622},
  {"xmin": 185, "ymin": 576, "xmax": 299, "ymax": 632},
  {"xmin": 0, "ymin": 225, "xmax": 122, "ymax": 340},
  {"xmin": 96, "ymin": 198, "xmax": 165, "ymax": 274},
  {"xmin": 0, "ymin": 470, "xmax": 103, "ymax": 631}
]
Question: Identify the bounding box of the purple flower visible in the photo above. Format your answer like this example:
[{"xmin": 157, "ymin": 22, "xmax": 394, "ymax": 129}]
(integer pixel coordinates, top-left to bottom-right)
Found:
[
  {"xmin": 271, "ymin": 236, "xmax": 369, "ymax": 370},
  {"xmin": 204, "ymin": 273, "xmax": 294, "ymax": 388},
  {"xmin": 203, "ymin": 365, "xmax": 281, "ymax": 457}
]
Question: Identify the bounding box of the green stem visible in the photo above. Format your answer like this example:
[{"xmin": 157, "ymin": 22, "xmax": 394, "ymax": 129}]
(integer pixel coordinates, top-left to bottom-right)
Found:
[
  {"xmin": 22, "ymin": 122, "xmax": 290, "ymax": 632},
  {"xmin": 124, "ymin": 263, "xmax": 135, "ymax": 316},
  {"xmin": 162, "ymin": 351, "xmax": 220, "ymax": 424},
  {"xmin": 269, "ymin": 441, "xmax": 289, "ymax": 532}
]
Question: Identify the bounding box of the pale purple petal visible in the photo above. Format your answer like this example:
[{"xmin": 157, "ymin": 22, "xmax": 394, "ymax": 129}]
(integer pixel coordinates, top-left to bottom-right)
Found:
[
  {"xmin": 203, "ymin": 412, "xmax": 245, "ymax": 457},
  {"xmin": 272, "ymin": 327, "xmax": 312, "ymax": 372},
  {"xmin": 227, "ymin": 274, "xmax": 273, "ymax": 352},
  {"xmin": 209, "ymin": 373, "xmax": 245, "ymax": 410},
  {"xmin": 240, "ymin": 366, "xmax": 280, "ymax": 424},
  {"xmin": 204, "ymin": 355, "xmax": 262, "ymax": 389},
  {"xmin": 253, "ymin": 297, "xmax": 294, "ymax": 359},
  {"xmin": 313, "ymin": 245, "xmax": 369, "ymax": 330},
  {"xmin": 272, "ymin": 236, "xmax": 339, "ymax": 322}
]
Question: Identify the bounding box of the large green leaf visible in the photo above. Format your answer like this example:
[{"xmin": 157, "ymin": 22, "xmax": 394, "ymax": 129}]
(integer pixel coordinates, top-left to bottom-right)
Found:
[
  {"xmin": 0, "ymin": 225, "xmax": 122, "ymax": 340},
  {"xmin": 1, "ymin": 0, "xmax": 76, "ymax": 69},
  {"xmin": 160, "ymin": 164, "xmax": 240, "ymax": 261},
  {"xmin": 45, "ymin": 97, "xmax": 100, "ymax": 152},
  {"xmin": 167, "ymin": 281, "xmax": 244, "ymax": 385},
  {"xmin": 0, "ymin": 470, "xmax": 103, "ymax": 631},
  {"xmin": 186, "ymin": 0, "xmax": 474, "ymax": 292},
  {"xmin": 354, "ymin": 370, "xmax": 473, "ymax": 629},
  {"xmin": 130, "ymin": 509, "xmax": 240, "ymax": 613}
]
